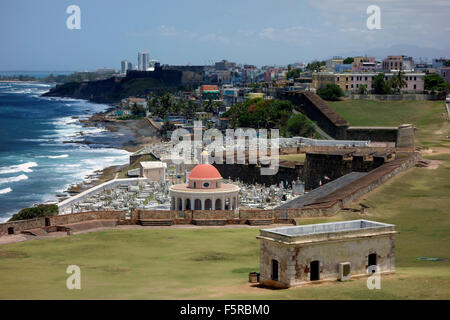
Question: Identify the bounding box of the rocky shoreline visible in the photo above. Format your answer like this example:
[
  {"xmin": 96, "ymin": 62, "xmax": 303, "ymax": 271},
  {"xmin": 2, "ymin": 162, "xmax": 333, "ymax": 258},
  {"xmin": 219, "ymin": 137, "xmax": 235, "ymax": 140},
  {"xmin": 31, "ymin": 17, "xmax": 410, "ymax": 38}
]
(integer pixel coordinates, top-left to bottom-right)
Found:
[{"xmin": 60, "ymin": 109, "xmax": 161, "ymax": 200}]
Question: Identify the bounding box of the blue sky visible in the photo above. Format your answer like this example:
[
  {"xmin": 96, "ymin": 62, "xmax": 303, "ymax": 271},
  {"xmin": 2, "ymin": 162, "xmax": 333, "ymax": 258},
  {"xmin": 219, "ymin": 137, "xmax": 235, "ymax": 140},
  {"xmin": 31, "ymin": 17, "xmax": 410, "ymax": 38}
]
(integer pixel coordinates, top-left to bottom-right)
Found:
[{"xmin": 1, "ymin": 0, "xmax": 449, "ymax": 71}]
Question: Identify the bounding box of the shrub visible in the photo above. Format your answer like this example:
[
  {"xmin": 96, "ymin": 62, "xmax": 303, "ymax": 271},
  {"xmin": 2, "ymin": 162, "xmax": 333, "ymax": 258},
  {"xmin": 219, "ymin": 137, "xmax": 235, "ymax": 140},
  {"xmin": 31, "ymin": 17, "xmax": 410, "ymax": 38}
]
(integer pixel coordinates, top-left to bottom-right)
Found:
[
  {"xmin": 317, "ymin": 84, "xmax": 344, "ymax": 101},
  {"xmin": 9, "ymin": 204, "xmax": 58, "ymax": 222},
  {"xmin": 286, "ymin": 114, "xmax": 316, "ymax": 137}
]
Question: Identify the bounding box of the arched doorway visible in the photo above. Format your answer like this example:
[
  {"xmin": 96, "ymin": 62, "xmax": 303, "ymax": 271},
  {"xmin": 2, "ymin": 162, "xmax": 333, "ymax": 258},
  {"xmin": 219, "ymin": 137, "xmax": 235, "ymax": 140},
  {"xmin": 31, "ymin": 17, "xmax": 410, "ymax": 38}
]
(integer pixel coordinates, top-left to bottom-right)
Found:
[
  {"xmin": 271, "ymin": 259, "xmax": 279, "ymax": 281},
  {"xmin": 310, "ymin": 260, "xmax": 320, "ymax": 281},
  {"xmin": 215, "ymin": 199, "xmax": 222, "ymax": 210},
  {"xmin": 225, "ymin": 198, "xmax": 230, "ymax": 210},
  {"xmin": 177, "ymin": 198, "xmax": 182, "ymax": 211},
  {"xmin": 194, "ymin": 199, "xmax": 201, "ymax": 210},
  {"xmin": 368, "ymin": 253, "xmax": 377, "ymax": 273},
  {"xmin": 185, "ymin": 198, "xmax": 191, "ymax": 210},
  {"xmin": 205, "ymin": 199, "xmax": 212, "ymax": 210}
]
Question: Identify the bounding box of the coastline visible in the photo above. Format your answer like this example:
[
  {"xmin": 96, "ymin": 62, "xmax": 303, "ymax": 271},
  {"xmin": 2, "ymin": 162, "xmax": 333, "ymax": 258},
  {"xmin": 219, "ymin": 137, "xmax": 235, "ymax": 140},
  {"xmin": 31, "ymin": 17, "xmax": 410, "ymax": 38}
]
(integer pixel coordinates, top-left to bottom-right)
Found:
[
  {"xmin": 61, "ymin": 108, "xmax": 161, "ymax": 198},
  {"xmin": 0, "ymin": 81, "xmax": 161, "ymax": 219}
]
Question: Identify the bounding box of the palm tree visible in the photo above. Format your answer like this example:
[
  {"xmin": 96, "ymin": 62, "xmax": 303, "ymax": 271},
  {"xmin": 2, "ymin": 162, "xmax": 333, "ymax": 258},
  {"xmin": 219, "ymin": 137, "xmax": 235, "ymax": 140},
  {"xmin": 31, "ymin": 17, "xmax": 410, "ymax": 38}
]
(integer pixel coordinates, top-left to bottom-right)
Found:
[
  {"xmin": 390, "ymin": 71, "xmax": 407, "ymax": 94},
  {"xmin": 358, "ymin": 84, "xmax": 368, "ymax": 94}
]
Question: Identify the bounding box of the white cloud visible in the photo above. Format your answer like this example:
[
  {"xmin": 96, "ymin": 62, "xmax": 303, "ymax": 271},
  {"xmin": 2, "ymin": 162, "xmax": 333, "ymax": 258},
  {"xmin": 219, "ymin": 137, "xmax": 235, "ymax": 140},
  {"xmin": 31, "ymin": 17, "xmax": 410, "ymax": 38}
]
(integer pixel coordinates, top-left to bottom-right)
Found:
[{"xmin": 158, "ymin": 25, "xmax": 178, "ymax": 37}]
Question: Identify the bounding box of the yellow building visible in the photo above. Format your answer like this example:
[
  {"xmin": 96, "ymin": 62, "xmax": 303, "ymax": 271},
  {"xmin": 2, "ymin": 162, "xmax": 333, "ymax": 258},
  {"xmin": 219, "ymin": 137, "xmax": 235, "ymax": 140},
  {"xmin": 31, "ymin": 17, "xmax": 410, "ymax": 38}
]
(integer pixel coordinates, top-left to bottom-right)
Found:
[{"xmin": 246, "ymin": 92, "xmax": 264, "ymax": 100}]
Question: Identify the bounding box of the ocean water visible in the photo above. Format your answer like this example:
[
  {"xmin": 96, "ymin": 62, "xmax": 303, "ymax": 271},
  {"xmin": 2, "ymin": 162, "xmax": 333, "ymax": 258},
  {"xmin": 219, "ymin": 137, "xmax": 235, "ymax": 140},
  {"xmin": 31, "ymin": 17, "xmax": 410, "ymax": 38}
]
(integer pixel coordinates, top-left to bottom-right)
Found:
[
  {"xmin": 0, "ymin": 82, "xmax": 130, "ymax": 221},
  {"xmin": 0, "ymin": 71, "xmax": 73, "ymax": 78}
]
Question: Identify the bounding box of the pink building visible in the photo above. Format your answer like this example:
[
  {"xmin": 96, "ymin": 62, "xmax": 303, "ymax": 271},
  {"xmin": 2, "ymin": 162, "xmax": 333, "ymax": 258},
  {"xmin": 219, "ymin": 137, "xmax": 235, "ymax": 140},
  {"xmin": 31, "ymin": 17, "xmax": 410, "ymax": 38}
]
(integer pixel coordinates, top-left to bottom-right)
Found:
[
  {"xmin": 352, "ymin": 57, "xmax": 377, "ymax": 72},
  {"xmin": 382, "ymin": 56, "xmax": 415, "ymax": 71}
]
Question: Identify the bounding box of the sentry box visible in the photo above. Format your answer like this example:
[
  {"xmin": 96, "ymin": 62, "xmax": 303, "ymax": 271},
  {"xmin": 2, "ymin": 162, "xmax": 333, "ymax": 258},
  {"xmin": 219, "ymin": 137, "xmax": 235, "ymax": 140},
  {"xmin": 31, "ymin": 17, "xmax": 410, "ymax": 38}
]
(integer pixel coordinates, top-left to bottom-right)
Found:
[{"xmin": 257, "ymin": 219, "xmax": 397, "ymax": 288}]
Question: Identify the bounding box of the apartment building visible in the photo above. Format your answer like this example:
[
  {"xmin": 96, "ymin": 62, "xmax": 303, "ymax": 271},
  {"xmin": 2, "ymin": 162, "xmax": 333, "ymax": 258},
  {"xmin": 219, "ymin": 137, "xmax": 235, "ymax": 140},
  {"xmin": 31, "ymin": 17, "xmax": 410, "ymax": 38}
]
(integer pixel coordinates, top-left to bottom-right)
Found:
[
  {"xmin": 382, "ymin": 55, "xmax": 415, "ymax": 71},
  {"xmin": 313, "ymin": 72, "xmax": 424, "ymax": 93}
]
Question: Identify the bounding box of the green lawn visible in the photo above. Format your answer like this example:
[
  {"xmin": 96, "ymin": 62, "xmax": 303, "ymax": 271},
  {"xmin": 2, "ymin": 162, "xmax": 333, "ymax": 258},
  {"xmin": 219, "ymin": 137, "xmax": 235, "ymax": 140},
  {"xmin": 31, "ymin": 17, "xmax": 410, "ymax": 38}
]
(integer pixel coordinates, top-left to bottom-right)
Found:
[
  {"xmin": 279, "ymin": 153, "xmax": 306, "ymax": 163},
  {"xmin": 0, "ymin": 99, "xmax": 449, "ymax": 299}
]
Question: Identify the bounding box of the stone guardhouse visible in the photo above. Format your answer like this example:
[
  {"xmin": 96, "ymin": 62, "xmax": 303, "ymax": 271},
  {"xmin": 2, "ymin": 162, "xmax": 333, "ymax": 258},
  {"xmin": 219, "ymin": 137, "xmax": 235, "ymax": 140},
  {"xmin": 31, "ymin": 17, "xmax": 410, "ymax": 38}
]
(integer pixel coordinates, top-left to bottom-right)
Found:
[{"xmin": 257, "ymin": 220, "xmax": 397, "ymax": 287}]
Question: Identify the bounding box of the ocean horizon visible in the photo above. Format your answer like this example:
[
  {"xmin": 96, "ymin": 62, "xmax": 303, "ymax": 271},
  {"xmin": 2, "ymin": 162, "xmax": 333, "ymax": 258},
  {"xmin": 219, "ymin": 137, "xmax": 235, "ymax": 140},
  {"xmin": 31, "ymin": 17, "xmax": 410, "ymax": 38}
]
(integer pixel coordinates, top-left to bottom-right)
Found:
[
  {"xmin": 0, "ymin": 81, "xmax": 130, "ymax": 222},
  {"xmin": 0, "ymin": 71, "xmax": 75, "ymax": 79}
]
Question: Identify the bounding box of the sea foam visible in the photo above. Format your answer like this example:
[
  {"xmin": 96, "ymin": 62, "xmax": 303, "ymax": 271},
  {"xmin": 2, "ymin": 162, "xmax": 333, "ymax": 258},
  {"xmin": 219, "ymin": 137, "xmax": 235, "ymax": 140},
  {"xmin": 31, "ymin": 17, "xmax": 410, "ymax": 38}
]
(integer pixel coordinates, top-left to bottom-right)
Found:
[
  {"xmin": 47, "ymin": 154, "xmax": 69, "ymax": 159},
  {"xmin": 0, "ymin": 162, "xmax": 38, "ymax": 175},
  {"xmin": 0, "ymin": 187, "xmax": 12, "ymax": 195},
  {"xmin": 0, "ymin": 174, "xmax": 28, "ymax": 185}
]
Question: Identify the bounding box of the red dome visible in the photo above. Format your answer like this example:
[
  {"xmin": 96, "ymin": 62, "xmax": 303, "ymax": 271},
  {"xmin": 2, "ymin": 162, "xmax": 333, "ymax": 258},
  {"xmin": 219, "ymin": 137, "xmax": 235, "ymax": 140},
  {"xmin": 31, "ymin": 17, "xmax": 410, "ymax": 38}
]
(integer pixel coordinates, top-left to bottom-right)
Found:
[{"xmin": 188, "ymin": 164, "xmax": 222, "ymax": 180}]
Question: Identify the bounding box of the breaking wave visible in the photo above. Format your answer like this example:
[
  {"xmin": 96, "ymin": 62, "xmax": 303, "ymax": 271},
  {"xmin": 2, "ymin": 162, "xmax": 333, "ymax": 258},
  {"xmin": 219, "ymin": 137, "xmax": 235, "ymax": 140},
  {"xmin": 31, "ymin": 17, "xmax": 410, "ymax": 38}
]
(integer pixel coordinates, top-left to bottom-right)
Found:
[
  {"xmin": 0, "ymin": 162, "xmax": 38, "ymax": 174},
  {"xmin": 0, "ymin": 187, "xmax": 12, "ymax": 195},
  {"xmin": 47, "ymin": 154, "xmax": 69, "ymax": 159},
  {"xmin": 0, "ymin": 174, "xmax": 28, "ymax": 185}
]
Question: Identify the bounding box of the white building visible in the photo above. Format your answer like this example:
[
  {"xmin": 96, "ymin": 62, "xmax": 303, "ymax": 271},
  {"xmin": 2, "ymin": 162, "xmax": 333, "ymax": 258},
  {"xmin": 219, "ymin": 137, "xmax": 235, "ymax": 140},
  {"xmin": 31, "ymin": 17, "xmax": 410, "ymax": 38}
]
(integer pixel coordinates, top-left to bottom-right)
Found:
[
  {"xmin": 138, "ymin": 50, "xmax": 150, "ymax": 71},
  {"xmin": 140, "ymin": 161, "xmax": 167, "ymax": 182}
]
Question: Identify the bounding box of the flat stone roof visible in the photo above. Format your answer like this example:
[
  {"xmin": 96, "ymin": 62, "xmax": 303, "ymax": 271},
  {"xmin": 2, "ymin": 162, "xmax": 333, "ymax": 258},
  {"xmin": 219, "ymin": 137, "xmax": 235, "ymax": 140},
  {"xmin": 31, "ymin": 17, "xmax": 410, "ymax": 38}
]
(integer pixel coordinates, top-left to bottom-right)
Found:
[
  {"xmin": 259, "ymin": 219, "xmax": 396, "ymax": 244},
  {"xmin": 140, "ymin": 161, "xmax": 166, "ymax": 169}
]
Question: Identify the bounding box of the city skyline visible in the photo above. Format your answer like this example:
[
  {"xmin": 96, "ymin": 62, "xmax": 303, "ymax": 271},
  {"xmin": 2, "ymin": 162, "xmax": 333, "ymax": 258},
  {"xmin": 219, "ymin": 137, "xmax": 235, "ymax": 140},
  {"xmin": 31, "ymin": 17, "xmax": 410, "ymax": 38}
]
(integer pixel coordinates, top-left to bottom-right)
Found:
[{"xmin": 0, "ymin": 0, "xmax": 449, "ymax": 71}]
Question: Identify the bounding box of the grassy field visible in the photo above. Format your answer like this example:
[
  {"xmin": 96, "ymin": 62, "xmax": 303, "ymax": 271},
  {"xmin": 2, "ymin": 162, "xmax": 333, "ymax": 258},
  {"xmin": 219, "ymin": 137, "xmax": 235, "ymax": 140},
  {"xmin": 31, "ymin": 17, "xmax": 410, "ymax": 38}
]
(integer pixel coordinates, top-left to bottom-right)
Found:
[
  {"xmin": 279, "ymin": 153, "xmax": 306, "ymax": 163},
  {"xmin": 0, "ymin": 99, "xmax": 449, "ymax": 299}
]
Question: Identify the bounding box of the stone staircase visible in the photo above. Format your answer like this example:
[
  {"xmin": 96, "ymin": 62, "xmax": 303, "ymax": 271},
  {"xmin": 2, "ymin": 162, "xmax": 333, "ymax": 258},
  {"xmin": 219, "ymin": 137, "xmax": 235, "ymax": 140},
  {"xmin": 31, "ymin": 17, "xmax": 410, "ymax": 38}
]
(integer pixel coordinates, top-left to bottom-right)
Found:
[
  {"xmin": 139, "ymin": 219, "xmax": 173, "ymax": 226},
  {"xmin": 247, "ymin": 219, "xmax": 273, "ymax": 226},
  {"xmin": 21, "ymin": 228, "xmax": 49, "ymax": 237},
  {"xmin": 192, "ymin": 219, "xmax": 227, "ymax": 226}
]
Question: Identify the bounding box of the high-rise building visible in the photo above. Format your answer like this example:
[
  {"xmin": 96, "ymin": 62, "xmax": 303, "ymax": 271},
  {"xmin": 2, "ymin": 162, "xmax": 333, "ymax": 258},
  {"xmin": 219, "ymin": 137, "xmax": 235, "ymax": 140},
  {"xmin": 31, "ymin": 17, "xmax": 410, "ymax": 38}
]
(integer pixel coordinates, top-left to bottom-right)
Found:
[
  {"xmin": 138, "ymin": 50, "xmax": 150, "ymax": 71},
  {"xmin": 121, "ymin": 60, "xmax": 129, "ymax": 74}
]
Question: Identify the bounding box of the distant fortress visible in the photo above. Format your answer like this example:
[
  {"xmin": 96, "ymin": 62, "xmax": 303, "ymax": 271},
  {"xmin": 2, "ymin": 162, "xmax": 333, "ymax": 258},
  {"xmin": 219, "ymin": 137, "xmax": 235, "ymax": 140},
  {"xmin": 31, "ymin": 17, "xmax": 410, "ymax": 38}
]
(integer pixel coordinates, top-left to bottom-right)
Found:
[{"xmin": 43, "ymin": 65, "xmax": 207, "ymax": 103}]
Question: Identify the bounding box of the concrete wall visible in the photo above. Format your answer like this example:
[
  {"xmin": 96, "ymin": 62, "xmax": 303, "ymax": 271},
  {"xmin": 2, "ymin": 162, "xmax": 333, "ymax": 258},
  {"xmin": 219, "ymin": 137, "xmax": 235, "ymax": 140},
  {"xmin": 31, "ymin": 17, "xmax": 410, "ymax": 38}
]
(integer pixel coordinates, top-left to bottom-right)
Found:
[{"xmin": 259, "ymin": 233, "xmax": 396, "ymax": 287}]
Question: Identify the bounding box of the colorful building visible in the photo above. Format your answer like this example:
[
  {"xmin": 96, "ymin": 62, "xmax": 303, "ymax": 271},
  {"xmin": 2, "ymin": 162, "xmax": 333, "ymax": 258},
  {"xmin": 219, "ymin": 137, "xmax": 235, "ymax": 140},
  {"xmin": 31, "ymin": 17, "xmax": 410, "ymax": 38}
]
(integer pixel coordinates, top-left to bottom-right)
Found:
[
  {"xmin": 200, "ymin": 85, "xmax": 220, "ymax": 100},
  {"xmin": 382, "ymin": 56, "xmax": 415, "ymax": 72}
]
